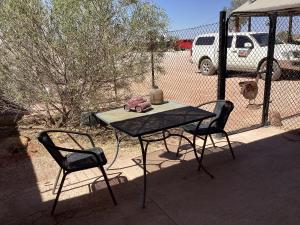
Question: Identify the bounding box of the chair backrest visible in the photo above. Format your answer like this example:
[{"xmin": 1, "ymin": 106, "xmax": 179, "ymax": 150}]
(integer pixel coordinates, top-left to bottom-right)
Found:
[
  {"xmin": 38, "ymin": 131, "xmax": 65, "ymax": 168},
  {"xmin": 212, "ymin": 100, "xmax": 234, "ymax": 130}
]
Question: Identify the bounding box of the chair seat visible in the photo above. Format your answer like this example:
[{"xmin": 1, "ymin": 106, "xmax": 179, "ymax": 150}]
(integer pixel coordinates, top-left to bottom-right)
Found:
[
  {"xmin": 182, "ymin": 122, "xmax": 222, "ymax": 135},
  {"xmin": 64, "ymin": 147, "xmax": 107, "ymax": 171}
]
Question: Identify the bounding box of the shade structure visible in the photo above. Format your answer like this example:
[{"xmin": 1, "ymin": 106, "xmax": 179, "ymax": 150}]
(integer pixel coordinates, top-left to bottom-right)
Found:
[{"xmin": 232, "ymin": 0, "xmax": 300, "ymax": 16}]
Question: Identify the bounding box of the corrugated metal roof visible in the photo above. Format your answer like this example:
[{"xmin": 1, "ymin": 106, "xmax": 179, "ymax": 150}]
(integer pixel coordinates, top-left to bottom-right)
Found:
[{"xmin": 232, "ymin": 0, "xmax": 300, "ymax": 15}]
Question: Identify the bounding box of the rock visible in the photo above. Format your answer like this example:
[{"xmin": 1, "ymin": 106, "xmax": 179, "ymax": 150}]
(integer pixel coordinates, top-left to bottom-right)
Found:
[
  {"xmin": 269, "ymin": 110, "xmax": 283, "ymax": 127},
  {"xmin": 20, "ymin": 136, "xmax": 31, "ymax": 148}
]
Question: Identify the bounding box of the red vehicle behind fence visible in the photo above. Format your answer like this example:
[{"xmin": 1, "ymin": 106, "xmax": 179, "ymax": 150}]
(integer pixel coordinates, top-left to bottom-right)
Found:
[{"xmin": 176, "ymin": 39, "xmax": 193, "ymax": 50}]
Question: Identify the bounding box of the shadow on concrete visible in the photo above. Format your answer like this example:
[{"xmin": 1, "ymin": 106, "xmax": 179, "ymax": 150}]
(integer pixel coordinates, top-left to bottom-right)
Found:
[
  {"xmin": 3, "ymin": 129, "xmax": 300, "ymax": 225},
  {"xmin": 0, "ymin": 98, "xmax": 41, "ymax": 225}
]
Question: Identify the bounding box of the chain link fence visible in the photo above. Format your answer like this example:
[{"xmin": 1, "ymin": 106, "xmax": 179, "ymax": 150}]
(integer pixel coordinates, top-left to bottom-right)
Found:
[
  {"xmin": 130, "ymin": 23, "xmax": 219, "ymax": 107},
  {"xmin": 269, "ymin": 16, "xmax": 300, "ymax": 131},
  {"xmin": 225, "ymin": 16, "xmax": 270, "ymax": 133},
  {"xmin": 225, "ymin": 15, "xmax": 300, "ymax": 132},
  {"xmin": 126, "ymin": 15, "xmax": 300, "ymax": 134}
]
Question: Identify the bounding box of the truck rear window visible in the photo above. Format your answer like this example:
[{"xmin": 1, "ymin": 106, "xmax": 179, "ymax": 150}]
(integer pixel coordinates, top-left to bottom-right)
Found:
[
  {"xmin": 251, "ymin": 33, "xmax": 284, "ymax": 46},
  {"xmin": 195, "ymin": 37, "xmax": 215, "ymax": 46}
]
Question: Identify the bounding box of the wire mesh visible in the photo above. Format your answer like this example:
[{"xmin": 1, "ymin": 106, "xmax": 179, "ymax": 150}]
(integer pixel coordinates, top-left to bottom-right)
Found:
[
  {"xmin": 225, "ymin": 16, "xmax": 270, "ymax": 133},
  {"xmin": 128, "ymin": 14, "xmax": 300, "ymax": 134},
  {"xmin": 225, "ymin": 15, "xmax": 300, "ymax": 133},
  {"xmin": 130, "ymin": 23, "xmax": 219, "ymax": 106},
  {"xmin": 269, "ymin": 15, "xmax": 300, "ymax": 131}
]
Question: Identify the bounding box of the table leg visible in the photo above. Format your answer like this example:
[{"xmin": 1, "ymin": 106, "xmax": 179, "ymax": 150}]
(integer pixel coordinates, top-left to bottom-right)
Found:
[
  {"xmin": 162, "ymin": 130, "xmax": 170, "ymax": 152},
  {"xmin": 176, "ymin": 129, "xmax": 184, "ymax": 156},
  {"xmin": 138, "ymin": 136, "xmax": 149, "ymax": 208},
  {"xmin": 137, "ymin": 130, "xmax": 213, "ymax": 208},
  {"xmin": 106, "ymin": 129, "xmax": 125, "ymax": 170}
]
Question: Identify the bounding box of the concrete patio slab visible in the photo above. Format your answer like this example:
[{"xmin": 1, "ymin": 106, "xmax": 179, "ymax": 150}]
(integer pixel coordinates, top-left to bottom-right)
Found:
[{"xmin": 1, "ymin": 127, "xmax": 300, "ymax": 225}]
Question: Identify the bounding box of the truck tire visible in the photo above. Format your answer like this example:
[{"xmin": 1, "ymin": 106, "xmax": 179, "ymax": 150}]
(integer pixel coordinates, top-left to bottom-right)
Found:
[
  {"xmin": 200, "ymin": 58, "xmax": 216, "ymax": 75},
  {"xmin": 259, "ymin": 60, "xmax": 282, "ymax": 81}
]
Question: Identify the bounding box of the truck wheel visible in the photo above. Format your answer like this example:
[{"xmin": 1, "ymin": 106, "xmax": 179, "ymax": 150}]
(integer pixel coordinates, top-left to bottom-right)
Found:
[
  {"xmin": 135, "ymin": 106, "xmax": 142, "ymax": 113},
  {"xmin": 259, "ymin": 60, "xmax": 282, "ymax": 81},
  {"xmin": 200, "ymin": 58, "xmax": 216, "ymax": 75}
]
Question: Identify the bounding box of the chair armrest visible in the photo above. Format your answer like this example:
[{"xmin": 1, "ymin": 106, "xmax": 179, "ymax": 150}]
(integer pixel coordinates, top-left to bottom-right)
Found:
[
  {"xmin": 207, "ymin": 118, "xmax": 218, "ymax": 130},
  {"xmin": 45, "ymin": 130, "xmax": 95, "ymax": 148},
  {"xmin": 57, "ymin": 146, "xmax": 101, "ymax": 164},
  {"xmin": 194, "ymin": 118, "xmax": 218, "ymax": 134}
]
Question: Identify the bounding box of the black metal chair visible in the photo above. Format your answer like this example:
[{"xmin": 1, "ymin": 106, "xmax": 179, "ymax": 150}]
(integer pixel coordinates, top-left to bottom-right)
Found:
[
  {"xmin": 177, "ymin": 100, "xmax": 235, "ymax": 173},
  {"xmin": 38, "ymin": 130, "xmax": 117, "ymax": 215}
]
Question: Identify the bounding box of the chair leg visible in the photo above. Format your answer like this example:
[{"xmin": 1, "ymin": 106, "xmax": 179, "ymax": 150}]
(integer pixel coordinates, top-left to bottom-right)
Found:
[
  {"xmin": 99, "ymin": 166, "xmax": 117, "ymax": 206},
  {"xmin": 193, "ymin": 134, "xmax": 214, "ymax": 179},
  {"xmin": 223, "ymin": 131, "xmax": 235, "ymax": 159},
  {"xmin": 53, "ymin": 168, "xmax": 63, "ymax": 194},
  {"xmin": 51, "ymin": 171, "xmax": 67, "ymax": 215},
  {"xmin": 176, "ymin": 129, "xmax": 184, "ymax": 157},
  {"xmin": 209, "ymin": 134, "xmax": 216, "ymax": 148},
  {"xmin": 198, "ymin": 134, "xmax": 208, "ymax": 171}
]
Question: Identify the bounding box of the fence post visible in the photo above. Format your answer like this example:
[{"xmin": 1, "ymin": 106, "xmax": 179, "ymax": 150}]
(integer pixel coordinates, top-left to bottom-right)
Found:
[
  {"xmin": 151, "ymin": 50, "xmax": 155, "ymax": 88},
  {"xmin": 248, "ymin": 16, "xmax": 252, "ymax": 32},
  {"xmin": 288, "ymin": 15, "xmax": 293, "ymax": 43},
  {"xmin": 217, "ymin": 10, "xmax": 227, "ymax": 100},
  {"xmin": 262, "ymin": 13, "xmax": 277, "ymax": 126}
]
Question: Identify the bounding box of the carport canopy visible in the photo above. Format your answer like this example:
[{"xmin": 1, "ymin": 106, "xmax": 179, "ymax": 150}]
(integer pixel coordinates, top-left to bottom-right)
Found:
[{"xmin": 232, "ymin": 0, "xmax": 300, "ymax": 16}]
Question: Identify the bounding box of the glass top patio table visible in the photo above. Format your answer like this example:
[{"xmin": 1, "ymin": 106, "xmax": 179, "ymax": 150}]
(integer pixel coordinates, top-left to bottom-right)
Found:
[
  {"xmin": 95, "ymin": 101, "xmax": 216, "ymax": 208},
  {"xmin": 95, "ymin": 101, "xmax": 187, "ymax": 125},
  {"xmin": 96, "ymin": 101, "xmax": 215, "ymax": 136},
  {"xmin": 110, "ymin": 105, "xmax": 215, "ymax": 137}
]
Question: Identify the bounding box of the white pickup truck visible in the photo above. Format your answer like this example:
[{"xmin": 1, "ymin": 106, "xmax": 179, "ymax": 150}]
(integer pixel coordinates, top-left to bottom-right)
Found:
[{"xmin": 191, "ymin": 32, "xmax": 300, "ymax": 80}]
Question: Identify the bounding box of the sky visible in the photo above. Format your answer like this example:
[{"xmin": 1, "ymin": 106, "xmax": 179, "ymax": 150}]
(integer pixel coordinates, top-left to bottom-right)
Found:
[{"xmin": 150, "ymin": 0, "xmax": 232, "ymax": 31}]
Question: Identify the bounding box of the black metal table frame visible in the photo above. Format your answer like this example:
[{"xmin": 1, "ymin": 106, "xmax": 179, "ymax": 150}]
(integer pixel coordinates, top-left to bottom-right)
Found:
[
  {"xmin": 105, "ymin": 129, "xmax": 127, "ymax": 170},
  {"xmin": 108, "ymin": 123, "xmax": 214, "ymax": 208},
  {"xmin": 136, "ymin": 128, "xmax": 214, "ymax": 208},
  {"xmin": 98, "ymin": 106, "xmax": 216, "ymax": 208}
]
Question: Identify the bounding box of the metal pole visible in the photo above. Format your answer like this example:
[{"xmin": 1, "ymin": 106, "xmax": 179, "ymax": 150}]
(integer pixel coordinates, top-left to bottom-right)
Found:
[
  {"xmin": 262, "ymin": 13, "xmax": 277, "ymax": 126},
  {"xmin": 248, "ymin": 16, "xmax": 252, "ymax": 32},
  {"xmin": 288, "ymin": 15, "xmax": 293, "ymax": 43},
  {"xmin": 217, "ymin": 11, "xmax": 227, "ymax": 100},
  {"xmin": 151, "ymin": 50, "xmax": 155, "ymax": 88}
]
